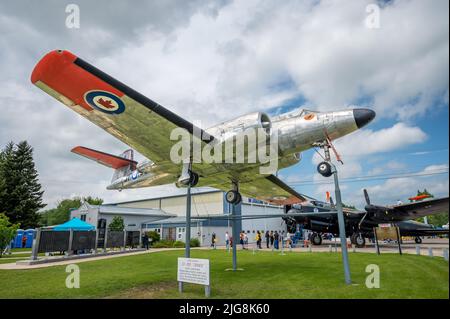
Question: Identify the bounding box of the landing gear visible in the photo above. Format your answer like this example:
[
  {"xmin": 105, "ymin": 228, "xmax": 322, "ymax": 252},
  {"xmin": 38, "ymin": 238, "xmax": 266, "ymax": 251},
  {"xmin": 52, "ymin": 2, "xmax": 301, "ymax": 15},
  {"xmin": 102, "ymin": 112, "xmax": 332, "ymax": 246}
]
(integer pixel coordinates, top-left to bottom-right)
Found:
[
  {"xmin": 317, "ymin": 161, "xmax": 333, "ymax": 177},
  {"xmin": 351, "ymin": 233, "xmax": 366, "ymax": 248},
  {"xmin": 311, "ymin": 232, "xmax": 322, "ymax": 245},
  {"xmin": 415, "ymin": 237, "xmax": 422, "ymax": 244},
  {"xmin": 225, "ymin": 190, "xmax": 242, "ymax": 205},
  {"xmin": 188, "ymin": 170, "xmax": 199, "ymax": 187},
  {"xmin": 178, "ymin": 160, "xmax": 199, "ymax": 187}
]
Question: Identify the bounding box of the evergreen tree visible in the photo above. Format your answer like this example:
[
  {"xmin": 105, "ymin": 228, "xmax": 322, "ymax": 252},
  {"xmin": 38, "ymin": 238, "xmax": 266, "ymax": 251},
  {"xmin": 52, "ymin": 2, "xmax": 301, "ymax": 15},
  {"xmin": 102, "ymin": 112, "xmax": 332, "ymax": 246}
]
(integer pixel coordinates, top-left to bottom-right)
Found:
[{"xmin": 0, "ymin": 141, "xmax": 45, "ymax": 228}]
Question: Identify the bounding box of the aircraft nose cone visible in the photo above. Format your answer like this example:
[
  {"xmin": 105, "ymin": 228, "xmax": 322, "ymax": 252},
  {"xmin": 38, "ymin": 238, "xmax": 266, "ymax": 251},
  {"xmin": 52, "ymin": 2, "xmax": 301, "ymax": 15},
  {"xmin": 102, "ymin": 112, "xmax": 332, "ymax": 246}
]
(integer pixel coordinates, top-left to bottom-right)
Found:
[{"xmin": 353, "ymin": 108, "xmax": 376, "ymax": 128}]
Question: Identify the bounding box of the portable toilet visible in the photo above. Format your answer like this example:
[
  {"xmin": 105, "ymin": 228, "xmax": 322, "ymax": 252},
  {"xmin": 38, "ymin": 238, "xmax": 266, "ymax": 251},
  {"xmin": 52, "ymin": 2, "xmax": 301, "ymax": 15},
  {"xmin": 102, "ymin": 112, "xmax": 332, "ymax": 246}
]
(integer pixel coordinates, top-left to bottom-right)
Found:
[
  {"xmin": 13, "ymin": 229, "xmax": 24, "ymax": 248},
  {"xmin": 24, "ymin": 229, "xmax": 35, "ymax": 248}
]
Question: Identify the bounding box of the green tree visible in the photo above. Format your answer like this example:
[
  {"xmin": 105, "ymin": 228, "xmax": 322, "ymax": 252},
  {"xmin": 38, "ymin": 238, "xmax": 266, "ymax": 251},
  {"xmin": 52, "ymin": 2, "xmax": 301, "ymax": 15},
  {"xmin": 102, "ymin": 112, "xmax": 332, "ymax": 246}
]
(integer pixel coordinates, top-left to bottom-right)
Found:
[
  {"xmin": 0, "ymin": 213, "xmax": 19, "ymax": 257},
  {"xmin": 40, "ymin": 196, "xmax": 104, "ymax": 226},
  {"xmin": 147, "ymin": 230, "xmax": 160, "ymax": 245},
  {"xmin": 108, "ymin": 216, "xmax": 124, "ymax": 231},
  {"xmin": 0, "ymin": 141, "xmax": 45, "ymax": 228}
]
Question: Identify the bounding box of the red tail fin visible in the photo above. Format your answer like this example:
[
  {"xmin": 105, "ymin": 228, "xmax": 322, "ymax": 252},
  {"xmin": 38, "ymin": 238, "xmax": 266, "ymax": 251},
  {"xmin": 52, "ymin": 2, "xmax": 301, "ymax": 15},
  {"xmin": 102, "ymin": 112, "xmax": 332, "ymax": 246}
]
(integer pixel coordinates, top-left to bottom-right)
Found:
[{"xmin": 71, "ymin": 146, "xmax": 137, "ymax": 169}]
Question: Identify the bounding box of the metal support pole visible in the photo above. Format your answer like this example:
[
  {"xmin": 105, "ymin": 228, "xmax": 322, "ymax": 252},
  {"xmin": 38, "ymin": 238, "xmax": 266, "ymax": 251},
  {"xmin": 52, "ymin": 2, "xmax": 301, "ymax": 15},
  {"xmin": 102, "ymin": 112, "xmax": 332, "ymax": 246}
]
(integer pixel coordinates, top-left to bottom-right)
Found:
[
  {"xmin": 205, "ymin": 285, "xmax": 211, "ymax": 297},
  {"xmin": 68, "ymin": 229, "xmax": 74, "ymax": 256},
  {"xmin": 122, "ymin": 230, "xmax": 127, "ymax": 251},
  {"xmin": 31, "ymin": 228, "xmax": 41, "ymax": 261},
  {"xmin": 104, "ymin": 228, "xmax": 108, "ymax": 253},
  {"xmin": 94, "ymin": 229, "xmax": 99, "ymax": 254},
  {"xmin": 415, "ymin": 245, "xmax": 420, "ymax": 255},
  {"xmin": 428, "ymin": 247, "xmax": 433, "ymax": 257},
  {"xmin": 185, "ymin": 183, "xmax": 192, "ymax": 258},
  {"xmin": 374, "ymin": 228, "xmax": 380, "ymax": 255},
  {"xmin": 332, "ymin": 164, "xmax": 352, "ymax": 285},
  {"xmin": 231, "ymin": 202, "xmax": 238, "ymax": 271},
  {"xmin": 396, "ymin": 227, "xmax": 402, "ymax": 255},
  {"xmin": 443, "ymin": 248, "xmax": 448, "ymax": 262}
]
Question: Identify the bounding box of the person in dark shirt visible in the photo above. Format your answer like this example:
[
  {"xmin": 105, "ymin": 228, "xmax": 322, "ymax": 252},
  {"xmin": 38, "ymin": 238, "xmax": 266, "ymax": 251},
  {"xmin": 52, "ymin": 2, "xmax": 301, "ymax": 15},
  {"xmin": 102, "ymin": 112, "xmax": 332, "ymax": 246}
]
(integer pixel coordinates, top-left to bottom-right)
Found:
[
  {"xmin": 270, "ymin": 231, "xmax": 274, "ymax": 247},
  {"xmin": 142, "ymin": 233, "xmax": 149, "ymax": 250},
  {"xmin": 265, "ymin": 231, "xmax": 270, "ymax": 248},
  {"xmin": 274, "ymin": 231, "xmax": 280, "ymax": 250}
]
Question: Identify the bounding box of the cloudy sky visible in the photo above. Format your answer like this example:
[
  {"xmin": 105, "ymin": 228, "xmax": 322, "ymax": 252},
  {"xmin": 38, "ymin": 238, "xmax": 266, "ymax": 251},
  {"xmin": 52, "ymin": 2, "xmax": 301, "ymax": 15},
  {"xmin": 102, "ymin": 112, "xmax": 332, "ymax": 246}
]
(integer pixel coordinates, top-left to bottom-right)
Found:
[{"xmin": 0, "ymin": 0, "xmax": 448, "ymax": 210}]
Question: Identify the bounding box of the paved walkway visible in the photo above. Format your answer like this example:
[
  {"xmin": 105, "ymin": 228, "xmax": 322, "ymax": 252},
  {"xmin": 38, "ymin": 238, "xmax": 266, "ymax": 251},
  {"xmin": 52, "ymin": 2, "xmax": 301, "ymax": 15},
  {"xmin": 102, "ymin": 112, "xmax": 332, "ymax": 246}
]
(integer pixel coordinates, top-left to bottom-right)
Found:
[{"xmin": 0, "ymin": 248, "xmax": 183, "ymax": 270}]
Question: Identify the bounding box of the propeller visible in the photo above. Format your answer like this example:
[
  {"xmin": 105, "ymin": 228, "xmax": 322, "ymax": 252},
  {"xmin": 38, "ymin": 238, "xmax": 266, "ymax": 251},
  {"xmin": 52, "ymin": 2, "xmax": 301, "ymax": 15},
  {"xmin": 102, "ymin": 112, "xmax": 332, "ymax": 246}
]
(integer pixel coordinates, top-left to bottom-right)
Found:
[{"xmin": 363, "ymin": 189, "xmax": 371, "ymax": 206}]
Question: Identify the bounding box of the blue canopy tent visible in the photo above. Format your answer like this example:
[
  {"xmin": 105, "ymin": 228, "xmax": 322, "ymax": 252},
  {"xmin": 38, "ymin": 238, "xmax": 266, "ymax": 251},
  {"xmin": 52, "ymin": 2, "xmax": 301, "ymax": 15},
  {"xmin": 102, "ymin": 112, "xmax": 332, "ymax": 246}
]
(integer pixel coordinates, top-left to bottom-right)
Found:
[{"xmin": 53, "ymin": 218, "xmax": 95, "ymax": 231}]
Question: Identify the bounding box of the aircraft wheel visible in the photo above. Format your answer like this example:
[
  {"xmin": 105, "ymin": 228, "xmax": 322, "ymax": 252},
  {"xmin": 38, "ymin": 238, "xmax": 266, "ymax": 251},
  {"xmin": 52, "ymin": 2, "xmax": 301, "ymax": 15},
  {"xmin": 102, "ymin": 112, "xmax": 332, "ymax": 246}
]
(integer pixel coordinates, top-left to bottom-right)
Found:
[
  {"xmin": 311, "ymin": 233, "xmax": 322, "ymax": 245},
  {"xmin": 415, "ymin": 237, "xmax": 422, "ymax": 244},
  {"xmin": 188, "ymin": 170, "xmax": 199, "ymax": 187},
  {"xmin": 225, "ymin": 190, "xmax": 242, "ymax": 205},
  {"xmin": 317, "ymin": 161, "xmax": 333, "ymax": 177},
  {"xmin": 354, "ymin": 233, "xmax": 366, "ymax": 248}
]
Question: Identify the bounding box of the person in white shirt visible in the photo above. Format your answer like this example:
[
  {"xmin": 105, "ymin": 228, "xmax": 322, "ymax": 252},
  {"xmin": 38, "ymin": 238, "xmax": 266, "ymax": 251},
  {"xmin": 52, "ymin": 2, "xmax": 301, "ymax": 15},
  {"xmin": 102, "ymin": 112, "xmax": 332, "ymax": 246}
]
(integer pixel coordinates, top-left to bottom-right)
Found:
[{"xmin": 225, "ymin": 231, "xmax": 230, "ymax": 250}]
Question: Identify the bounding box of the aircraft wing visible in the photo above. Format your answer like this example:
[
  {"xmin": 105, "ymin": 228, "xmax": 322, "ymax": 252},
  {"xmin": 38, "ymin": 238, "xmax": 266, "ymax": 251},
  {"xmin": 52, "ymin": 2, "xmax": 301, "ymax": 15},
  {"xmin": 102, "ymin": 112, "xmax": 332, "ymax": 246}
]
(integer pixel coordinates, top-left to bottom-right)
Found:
[
  {"xmin": 31, "ymin": 50, "xmax": 307, "ymax": 205},
  {"xmin": 392, "ymin": 197, "xmax": 449, "ymax": 220},
  {"xmin": 31, "ymin": 50, "xmax": 214, "ymax": 177}
]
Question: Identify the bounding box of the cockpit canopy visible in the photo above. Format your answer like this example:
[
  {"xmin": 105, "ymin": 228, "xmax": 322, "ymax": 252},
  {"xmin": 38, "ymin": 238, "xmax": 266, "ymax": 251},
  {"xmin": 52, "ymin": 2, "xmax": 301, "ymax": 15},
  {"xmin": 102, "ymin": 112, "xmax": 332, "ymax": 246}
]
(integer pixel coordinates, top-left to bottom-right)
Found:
[{"xmin": 272, "ymin": 108, "xmax": 319, "ymax": 122}]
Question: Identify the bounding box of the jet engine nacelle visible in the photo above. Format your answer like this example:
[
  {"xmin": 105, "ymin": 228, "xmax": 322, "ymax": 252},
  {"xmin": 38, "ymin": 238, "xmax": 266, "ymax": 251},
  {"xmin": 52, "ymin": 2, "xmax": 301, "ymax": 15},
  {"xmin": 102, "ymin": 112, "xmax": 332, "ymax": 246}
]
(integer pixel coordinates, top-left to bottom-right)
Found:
[{"xmin": 206, "ymin": 111, "xmax": 272, "ymax": 141}]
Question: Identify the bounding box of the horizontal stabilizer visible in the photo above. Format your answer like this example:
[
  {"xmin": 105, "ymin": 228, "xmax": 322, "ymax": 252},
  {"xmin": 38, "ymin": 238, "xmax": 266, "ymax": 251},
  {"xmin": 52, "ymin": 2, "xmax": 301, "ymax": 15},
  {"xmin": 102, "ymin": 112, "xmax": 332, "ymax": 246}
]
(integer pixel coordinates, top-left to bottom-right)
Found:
[{"xmin": 71, "ymin": 146, "xmax": 137, "ymax": 169}]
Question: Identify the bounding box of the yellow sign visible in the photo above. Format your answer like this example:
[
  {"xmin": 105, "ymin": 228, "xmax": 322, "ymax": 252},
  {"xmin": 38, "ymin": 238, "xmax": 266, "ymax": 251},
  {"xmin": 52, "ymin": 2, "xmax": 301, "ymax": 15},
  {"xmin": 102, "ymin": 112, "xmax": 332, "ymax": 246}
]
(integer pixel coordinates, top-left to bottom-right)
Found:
[{"xmin": 375, "ymin": 226, "xmax": 398, "ymax": 241}]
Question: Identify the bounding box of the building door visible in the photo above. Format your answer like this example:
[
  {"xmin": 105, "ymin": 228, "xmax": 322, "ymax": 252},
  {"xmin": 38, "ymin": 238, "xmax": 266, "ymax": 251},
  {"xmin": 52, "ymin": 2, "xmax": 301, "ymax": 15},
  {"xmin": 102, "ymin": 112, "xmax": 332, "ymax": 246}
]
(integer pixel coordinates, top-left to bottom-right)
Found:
[{"xmin": 162, "ymin": 227, "xmax": 176, "ymax": 241}]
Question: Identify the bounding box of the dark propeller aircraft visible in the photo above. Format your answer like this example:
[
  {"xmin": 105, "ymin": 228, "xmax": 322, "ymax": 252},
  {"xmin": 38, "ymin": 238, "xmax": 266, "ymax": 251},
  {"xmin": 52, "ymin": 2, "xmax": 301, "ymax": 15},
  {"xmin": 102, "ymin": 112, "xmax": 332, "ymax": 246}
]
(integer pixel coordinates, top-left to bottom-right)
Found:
[{"xmin": 284, "ymin": 190, "xmax": 449, "ymax": 247}]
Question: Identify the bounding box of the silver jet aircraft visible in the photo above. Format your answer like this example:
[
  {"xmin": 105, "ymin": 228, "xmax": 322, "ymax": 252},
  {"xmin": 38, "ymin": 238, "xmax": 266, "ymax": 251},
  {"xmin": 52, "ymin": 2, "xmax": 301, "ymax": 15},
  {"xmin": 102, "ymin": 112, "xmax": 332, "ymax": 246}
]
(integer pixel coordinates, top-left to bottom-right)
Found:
[{"xmin": 31, "ymin": 50, "xmax": 375, "ymax": 205}]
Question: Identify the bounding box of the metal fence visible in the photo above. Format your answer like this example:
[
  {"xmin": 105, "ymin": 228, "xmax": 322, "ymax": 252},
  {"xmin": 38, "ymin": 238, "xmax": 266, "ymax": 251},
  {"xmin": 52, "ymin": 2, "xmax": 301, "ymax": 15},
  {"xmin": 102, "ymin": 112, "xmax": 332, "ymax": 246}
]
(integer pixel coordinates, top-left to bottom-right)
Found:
[
  {"xmin": 31, "ymin": 229, "xmax": 142, "ymax": 260},
  {"xmin": 38, "ymin": 231, "xmax": 70, "ymax": 253}
]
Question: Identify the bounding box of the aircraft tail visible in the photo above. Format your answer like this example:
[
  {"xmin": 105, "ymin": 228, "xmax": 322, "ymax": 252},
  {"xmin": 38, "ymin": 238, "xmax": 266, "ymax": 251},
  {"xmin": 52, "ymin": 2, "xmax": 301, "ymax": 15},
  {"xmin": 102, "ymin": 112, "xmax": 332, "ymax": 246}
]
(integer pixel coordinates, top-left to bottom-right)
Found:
[{"xmin": 71, "ymin": 146, "xmax": 137, "ymax": 183}]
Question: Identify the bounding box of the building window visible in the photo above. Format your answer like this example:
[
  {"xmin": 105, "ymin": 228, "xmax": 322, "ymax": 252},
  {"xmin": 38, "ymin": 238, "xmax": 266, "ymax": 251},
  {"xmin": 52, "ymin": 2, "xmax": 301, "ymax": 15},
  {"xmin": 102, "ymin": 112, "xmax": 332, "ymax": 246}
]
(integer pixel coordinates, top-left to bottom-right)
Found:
[{"xmin": 80, "ymin": 215, "xmax": 86, "ymax": 221}]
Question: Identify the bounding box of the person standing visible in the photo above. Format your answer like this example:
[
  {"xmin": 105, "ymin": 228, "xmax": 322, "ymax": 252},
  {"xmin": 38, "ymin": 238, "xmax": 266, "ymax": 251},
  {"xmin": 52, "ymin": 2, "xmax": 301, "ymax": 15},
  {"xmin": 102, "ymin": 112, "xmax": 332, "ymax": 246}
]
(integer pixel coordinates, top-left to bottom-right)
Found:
[
  {"xmin": 286, "ymin": 231, "xmax": 292, "ymax": 249},
  {"xmin": 240, "ymin": 231, "xmax": 245, "ymax": 250},
  {"xmin": 270, "ymin": 231, "xmax": 274, "ymax": 247},
  {"xmin": 274, "ymin": 231, "xmax": 279, "ymax": 250},
  {"xmin": 225, "ymin": 231, "xmax": 230, "ymax": 251},
  {"xmin": 142, "ymin": 233, "xmax": 149, "ymax": 250},
  {"xmin": 256, "ymin": 231, "xmax": 262, "ymax": 249},
  {"xmin": 22, "ymin": 235, "xmax": 27, "ymax": 248},
  {"xmin": 265, "ymin": 231, "xmax": 270, "ymax": 249},
  {"xmin": 244, "ymin": 232, "xmax": 248, "ymax": 249},
  {"xmin": 211, "ymin": 233, "xmax": 216, "ymax": 249}
]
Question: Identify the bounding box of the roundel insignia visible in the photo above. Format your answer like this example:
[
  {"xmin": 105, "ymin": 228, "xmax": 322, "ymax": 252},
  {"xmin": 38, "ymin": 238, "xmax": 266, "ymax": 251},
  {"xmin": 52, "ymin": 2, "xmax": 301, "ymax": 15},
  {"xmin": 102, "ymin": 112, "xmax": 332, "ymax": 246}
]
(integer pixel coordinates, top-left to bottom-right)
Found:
[{"xmin": 84, "ymin": 90, "xmax": 125, "ymax": 114}]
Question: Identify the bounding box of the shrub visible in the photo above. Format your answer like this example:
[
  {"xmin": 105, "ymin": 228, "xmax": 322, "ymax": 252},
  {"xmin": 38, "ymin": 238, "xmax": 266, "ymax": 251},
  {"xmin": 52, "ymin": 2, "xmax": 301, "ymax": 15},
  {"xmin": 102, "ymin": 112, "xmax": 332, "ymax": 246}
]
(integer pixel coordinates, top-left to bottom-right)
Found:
[
  {"xmin": 190, "ymin": 238, "xmax": 200, "ymax": 247},
  {"xmin": 147, "ymin": 231, "xmax": 160, "ymax": 244},
  {"xmin": 151, "ymin": 240, "xmax": 175, "ymax": 248},
  {"xmin": 173, "ymin": 241, "xmax": 185, "ymax": 248}
]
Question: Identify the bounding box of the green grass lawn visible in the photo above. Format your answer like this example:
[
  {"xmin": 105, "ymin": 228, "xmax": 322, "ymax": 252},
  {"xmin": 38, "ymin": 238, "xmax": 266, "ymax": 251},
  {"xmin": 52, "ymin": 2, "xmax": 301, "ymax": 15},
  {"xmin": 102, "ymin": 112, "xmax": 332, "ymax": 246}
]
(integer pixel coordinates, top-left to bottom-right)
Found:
[{"xmin": 0, "ymin": 250, "xmax": 447, "ymax": 299}]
